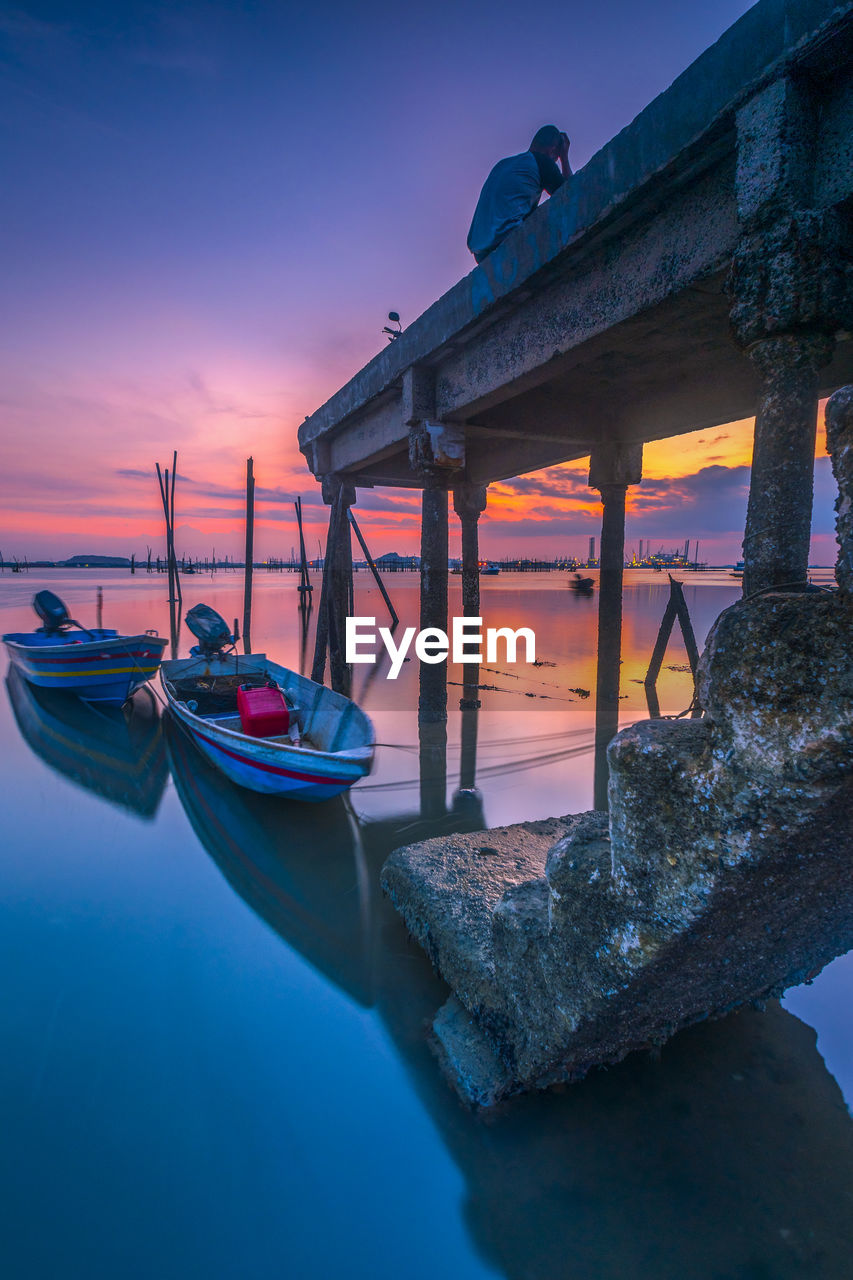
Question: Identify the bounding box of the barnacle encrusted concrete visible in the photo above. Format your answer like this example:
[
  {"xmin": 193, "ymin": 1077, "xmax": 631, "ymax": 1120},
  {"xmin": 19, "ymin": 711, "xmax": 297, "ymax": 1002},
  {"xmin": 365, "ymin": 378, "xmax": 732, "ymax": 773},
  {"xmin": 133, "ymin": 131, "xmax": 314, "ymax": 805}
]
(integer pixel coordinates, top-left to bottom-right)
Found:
[{"xmin": 382, "ymin": 590, "xmax": 853, "ymax": 1104}]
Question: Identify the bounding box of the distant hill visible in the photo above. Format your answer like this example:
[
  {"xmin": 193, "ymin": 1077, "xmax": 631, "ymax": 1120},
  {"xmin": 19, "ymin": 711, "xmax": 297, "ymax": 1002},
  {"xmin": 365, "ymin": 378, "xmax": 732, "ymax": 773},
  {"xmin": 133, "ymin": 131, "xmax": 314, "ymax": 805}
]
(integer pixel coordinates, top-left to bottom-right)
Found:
[{"xmin": 61, "ymin": 555, "xmax": 132, "ymax": 568}]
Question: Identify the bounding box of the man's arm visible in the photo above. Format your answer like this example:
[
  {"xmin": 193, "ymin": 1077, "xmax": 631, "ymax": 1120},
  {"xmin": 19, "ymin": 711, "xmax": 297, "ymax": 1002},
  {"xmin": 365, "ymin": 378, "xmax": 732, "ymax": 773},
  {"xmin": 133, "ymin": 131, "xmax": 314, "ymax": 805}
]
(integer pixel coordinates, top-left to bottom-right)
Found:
[{"xmin": 558, "ymin": 131, "xmax": 572, "ymax": 180}]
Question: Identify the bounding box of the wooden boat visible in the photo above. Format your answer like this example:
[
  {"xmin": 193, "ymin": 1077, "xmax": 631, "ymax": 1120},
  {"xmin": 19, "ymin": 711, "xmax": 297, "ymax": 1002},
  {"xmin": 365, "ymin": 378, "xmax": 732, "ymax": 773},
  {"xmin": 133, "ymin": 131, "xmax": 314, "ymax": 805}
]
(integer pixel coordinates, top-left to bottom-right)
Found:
[
  {"xmin": 2, "ymin": 590, "xmax": 166, "ymax": 705},
  {"xmin": 569, "ymin": 573, "xmax": 595, "ymax": 594},
  {"xmin": 6, "ymin": 665, "xmax": 168, "ymax": 819},
  {"xmin": 160, "ymin": 604, "xmax": 374, "ymax": 801}
]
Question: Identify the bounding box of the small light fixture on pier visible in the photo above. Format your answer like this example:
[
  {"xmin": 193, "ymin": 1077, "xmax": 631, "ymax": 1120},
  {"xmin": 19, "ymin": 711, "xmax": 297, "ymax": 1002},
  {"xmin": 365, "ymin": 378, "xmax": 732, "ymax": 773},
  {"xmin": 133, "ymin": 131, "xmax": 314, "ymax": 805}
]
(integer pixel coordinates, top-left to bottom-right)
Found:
[{"xmin": 382, "ymin": 311, "xmax": 402, "ymax": 341}]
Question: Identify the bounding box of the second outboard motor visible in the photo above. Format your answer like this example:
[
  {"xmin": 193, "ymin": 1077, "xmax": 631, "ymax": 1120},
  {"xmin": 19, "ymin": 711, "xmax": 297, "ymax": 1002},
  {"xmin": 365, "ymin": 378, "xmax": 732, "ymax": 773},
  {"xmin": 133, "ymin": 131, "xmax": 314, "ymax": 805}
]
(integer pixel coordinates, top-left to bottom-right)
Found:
[
  {"xmin": 185, "ymin": 603, "xmax": 236, "ymax": 657},
  {"xmin": 33, "ymin": 590, "xmax": 72, "ymax": 633}
]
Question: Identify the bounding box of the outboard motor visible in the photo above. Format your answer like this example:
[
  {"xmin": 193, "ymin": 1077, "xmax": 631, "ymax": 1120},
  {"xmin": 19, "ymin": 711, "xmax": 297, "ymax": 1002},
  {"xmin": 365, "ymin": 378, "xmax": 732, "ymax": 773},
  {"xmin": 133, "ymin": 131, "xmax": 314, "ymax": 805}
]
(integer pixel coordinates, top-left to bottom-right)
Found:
[
  {"xmin": 33, "ymin": 590, "xmax": 72, "ymax": 634},
  {"xmin": 185, "ymin": 603, "xmax": 236, "ymax": 658}
]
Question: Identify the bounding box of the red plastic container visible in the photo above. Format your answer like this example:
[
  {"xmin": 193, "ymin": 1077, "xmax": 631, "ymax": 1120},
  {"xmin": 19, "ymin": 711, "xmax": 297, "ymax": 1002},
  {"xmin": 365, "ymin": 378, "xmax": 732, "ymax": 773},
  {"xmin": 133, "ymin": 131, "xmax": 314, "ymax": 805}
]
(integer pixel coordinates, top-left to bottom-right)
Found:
[{"xmin": 237, "ymin": 684, "xmax": 290, "ymax": 738}]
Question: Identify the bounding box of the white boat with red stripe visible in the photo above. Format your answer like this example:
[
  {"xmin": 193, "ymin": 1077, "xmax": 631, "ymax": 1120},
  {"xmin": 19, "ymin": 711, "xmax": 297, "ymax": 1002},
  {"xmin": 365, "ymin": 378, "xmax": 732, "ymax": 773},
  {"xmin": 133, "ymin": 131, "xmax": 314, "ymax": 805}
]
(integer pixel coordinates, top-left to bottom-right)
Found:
[{"xmin": 160, "ymin": 606, "xmax": 374, "ymax": 801}]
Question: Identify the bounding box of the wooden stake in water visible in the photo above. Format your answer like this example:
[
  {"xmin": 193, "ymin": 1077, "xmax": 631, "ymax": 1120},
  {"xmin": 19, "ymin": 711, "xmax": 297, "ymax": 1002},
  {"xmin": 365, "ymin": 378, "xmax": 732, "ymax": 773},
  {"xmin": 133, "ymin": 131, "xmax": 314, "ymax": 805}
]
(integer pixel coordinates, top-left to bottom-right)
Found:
[
  {"xmin": 295, "ymin": 497, "xmax": 312, "ymax": 598},
  {"xmin": 644, "ymin": 574, "xmax": 701, "ymax": 717},
  {"xmin": 96, "ymin": 586, "xmax": 103, "ymax": 630},
  {"xmin": 348, "ymin": 508, "xmax": 398, "ymax": 627},
  {"xmin": 170, "ymin": 452, "xmax": 182, "ymax": 606},
  {"xmin": 242, "ymin": 457, "xmax": 255, "ymax": 653},
  {"xmin": 155, "ymin": 463, "xmax": 175, "ymax": 603}
]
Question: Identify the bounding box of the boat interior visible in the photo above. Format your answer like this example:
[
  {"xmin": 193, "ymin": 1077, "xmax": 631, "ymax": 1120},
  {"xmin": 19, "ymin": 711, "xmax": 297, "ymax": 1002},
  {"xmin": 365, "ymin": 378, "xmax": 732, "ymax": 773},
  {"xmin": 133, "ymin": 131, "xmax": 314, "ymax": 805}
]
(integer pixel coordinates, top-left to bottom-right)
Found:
[{"xmin": 163, "ymin": 658, "xmax": 371, "ymax": 756}]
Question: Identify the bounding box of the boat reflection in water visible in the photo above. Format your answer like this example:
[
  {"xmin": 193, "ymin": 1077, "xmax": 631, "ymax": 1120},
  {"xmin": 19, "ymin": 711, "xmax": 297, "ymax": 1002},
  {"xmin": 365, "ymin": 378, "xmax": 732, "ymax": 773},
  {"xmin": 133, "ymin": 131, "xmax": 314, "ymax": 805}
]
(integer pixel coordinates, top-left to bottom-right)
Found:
[
  {"xmin": 165, "ymin": 715, "xmax": 376, "ymax": 1006},
  {"xmin": 165, "ymin": 688, "xmax": 487, "ymax": 1011},
  {"xmin": 6, "ymin": 664, "xmax": 168, "ymax": 819}
]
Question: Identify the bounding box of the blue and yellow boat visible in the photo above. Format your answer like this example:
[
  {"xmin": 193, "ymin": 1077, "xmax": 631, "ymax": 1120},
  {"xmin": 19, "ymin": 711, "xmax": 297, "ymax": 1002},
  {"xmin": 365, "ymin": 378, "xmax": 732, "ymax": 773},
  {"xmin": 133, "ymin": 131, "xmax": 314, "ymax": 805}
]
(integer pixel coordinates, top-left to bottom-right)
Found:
[{"xmin": 2, "ymin": 590, "xmax": 167, "ymax": 705}]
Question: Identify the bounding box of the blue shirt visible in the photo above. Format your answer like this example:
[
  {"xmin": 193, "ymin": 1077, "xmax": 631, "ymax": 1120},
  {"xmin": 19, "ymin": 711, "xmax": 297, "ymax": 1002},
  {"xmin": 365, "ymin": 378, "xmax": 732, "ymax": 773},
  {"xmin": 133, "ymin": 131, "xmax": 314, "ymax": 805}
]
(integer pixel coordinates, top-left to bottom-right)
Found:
[{"xmin": 467, "ymin": 150, "xmax": 564, "ymax": 262}]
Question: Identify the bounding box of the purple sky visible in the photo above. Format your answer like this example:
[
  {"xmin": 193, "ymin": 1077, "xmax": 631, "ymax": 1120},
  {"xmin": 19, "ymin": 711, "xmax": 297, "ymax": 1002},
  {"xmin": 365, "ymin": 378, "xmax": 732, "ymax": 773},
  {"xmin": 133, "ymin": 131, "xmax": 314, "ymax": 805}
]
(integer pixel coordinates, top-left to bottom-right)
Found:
[{"xmin": 2, "ymin": 0, "xmax": 839, "ymax": 564}]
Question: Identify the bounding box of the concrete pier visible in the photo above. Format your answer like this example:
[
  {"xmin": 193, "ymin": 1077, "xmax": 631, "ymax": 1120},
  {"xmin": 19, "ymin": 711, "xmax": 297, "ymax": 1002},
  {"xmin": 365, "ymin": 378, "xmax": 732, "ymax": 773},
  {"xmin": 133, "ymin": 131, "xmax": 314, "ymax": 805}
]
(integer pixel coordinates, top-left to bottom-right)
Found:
[
  {"xmin": 300, "ymin": 1, "xmax": 853, "ymax": 499},
  {"xmin": 294, "ymin": 0, "xmax": 853, "ymax": 1100},
  {"xmin": 298, "ymin": 0, "xmax": 853, "ymax": 778}
]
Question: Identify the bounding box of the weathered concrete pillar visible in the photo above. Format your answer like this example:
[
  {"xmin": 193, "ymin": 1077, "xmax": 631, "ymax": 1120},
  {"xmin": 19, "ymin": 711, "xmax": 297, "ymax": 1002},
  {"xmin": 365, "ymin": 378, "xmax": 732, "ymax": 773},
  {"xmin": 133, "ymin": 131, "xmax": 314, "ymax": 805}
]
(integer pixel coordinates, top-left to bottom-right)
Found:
[
  {"xmin": 728, "ymin": 76, "xmax": 849, "ymax": 596},
  {"xmin": 453, "ymin": 482, "xmax": 488, "ymax": 618},
  {"xmin": 453, "ymin": 482, "xmax": 487, "ymax": 735},
  {"xmin": 311, "ymin": 473, "xmax": 355, "ymax": 694},
  {"xmin": 741, "ymin": 334, "xmax": 832, "ymax": 595},
  {"xmin": 406, "ymin": 368, "xmax": 465, "ymax": 726},
  {"xmin": 589, "ymin": 443, "xmax": 643, "ymax": 810},
  {"xmin": 826, "ymin": 386, "xmax": 853, "ymax": 597},
  {"xmin": 418, "ymin": 478, "xmax": 449, "ymax": 724}
]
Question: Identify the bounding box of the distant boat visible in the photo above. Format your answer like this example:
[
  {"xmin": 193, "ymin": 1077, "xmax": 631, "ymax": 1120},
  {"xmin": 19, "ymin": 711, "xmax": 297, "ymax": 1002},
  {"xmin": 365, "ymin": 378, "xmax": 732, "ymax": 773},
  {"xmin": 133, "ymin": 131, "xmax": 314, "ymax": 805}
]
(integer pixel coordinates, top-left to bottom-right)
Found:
[
  {"xmin": 569, "ymin": 573, "xmax": 595, "ymax": 595},
  {"xmin": 6, "ymin": 666, "xmax": 168, "ymax": 819},
  {"xmin": 161, "ymin": 603, "xmax": 374, "ymax": 801},
  {"xmin": 730, "ymin": 561, "xmax": 744, "ymax": 578},
  {"xmin": 480, "ymin": 563, "xmax": 500, "ymax": 576},
  {"xmin": 182, "ymin": 563, "xmax": 197, "ymax": 575},
  {"xmin": 2, "ymin": 590, "xmax": 166, "ymax": 705}
]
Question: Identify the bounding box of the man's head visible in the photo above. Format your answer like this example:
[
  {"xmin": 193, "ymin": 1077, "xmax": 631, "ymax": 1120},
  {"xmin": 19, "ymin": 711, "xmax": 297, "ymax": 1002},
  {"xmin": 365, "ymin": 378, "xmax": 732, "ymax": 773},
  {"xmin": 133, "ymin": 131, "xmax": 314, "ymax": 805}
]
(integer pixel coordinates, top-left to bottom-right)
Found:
[{"xmin": 530, "ymin": 125, "xmax": 567, "ymax": 159}]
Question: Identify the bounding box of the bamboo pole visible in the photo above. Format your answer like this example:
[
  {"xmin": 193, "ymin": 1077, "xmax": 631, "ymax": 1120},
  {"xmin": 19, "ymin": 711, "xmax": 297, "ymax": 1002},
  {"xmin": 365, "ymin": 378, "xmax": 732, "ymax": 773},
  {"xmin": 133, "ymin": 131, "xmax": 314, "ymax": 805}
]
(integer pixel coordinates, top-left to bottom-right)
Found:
[
  {"xmin": 242, "ymin": 457, "xmax": 254, "ymax": 653},
  {"xmin": 295, "ymin": 497, "xmax": 312, "ymax": 598},
  {"xmin": 170, "ymin": 452, "xmax": 182, "ymax": 605},
  {"xmin": 348, "ymin": 509, "xmax": 398, "ymax": 627},
  {"xmin": 644, "ymin": 574, "xmax": 700, "ymax": 707},
  {"xmin": 155, "ymin": 463, "xmax": 175, "ymax": 604}
]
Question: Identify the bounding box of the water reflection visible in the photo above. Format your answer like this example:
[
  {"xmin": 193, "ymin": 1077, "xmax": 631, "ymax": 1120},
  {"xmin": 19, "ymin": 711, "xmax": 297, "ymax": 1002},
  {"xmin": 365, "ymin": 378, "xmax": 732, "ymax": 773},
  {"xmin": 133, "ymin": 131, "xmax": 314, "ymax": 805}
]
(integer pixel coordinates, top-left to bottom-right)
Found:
[
  {"xmin": 165, "ymin": 684, "xmax": 853, "ymax": 1279},
  {"xmin": 6, "ymin": 665, "xmax": 168, "ymax": 819},
  {"xmin": 3, "ymin": 571, "xmax": 848, "ymax": 1277},
  {"xmin": 165, "ymin": 716, "xmax": 374, "ymax": 1006},
  {"xmin": 386, "ymin": 994, "xmax": 853, "ymax": 1278}
]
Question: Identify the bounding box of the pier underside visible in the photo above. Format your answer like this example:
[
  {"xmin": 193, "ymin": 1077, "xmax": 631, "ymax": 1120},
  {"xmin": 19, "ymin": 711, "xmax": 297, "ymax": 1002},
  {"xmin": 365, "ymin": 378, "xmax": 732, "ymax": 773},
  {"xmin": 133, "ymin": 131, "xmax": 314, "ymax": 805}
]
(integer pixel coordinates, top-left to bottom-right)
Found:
[{"xmin": 319, "ymin": 280, "xmax": 853, "ymax": 490}]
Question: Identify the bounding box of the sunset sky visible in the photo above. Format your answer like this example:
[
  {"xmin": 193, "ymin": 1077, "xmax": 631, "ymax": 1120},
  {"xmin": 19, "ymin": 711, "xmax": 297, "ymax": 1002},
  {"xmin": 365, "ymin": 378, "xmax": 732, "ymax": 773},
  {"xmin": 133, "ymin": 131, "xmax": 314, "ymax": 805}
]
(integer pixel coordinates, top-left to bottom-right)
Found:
[{"xmin": 0, "ymin": 0, "xmax": 840, "ymax": 565}]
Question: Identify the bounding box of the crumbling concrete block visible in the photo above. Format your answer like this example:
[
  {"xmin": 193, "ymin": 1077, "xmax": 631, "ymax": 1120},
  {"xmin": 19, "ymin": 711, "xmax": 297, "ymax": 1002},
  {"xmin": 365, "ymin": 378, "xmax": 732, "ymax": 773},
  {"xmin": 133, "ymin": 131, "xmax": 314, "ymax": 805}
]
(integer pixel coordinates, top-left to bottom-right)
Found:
[{"xmin": 382, "ymin": 587, "xmax": 853, "ymax": 1104}]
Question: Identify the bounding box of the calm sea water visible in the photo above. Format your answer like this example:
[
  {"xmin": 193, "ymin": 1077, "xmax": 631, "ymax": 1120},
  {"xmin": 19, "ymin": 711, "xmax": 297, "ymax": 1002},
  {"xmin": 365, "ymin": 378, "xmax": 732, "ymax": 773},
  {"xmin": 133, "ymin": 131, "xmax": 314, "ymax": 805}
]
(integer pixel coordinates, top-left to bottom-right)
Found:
[{"xmin": 1, "ymin": 568, "xmax": 851, "ymax": 1279}]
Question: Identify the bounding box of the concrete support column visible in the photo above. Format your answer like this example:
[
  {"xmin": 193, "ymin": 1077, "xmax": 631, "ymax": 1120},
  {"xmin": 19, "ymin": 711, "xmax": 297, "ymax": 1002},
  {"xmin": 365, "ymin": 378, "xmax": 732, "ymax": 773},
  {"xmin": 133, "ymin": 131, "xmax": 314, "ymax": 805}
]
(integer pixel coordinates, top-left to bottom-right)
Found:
[
  {"xmin": 742, "ymin": 334, "xmax": 833, "ymax": 595},
  {"xmin": 589, "ymin": 444, "xmax": 643, "ymax": 811},
  {"xmin": 408, "ymin": 404, "xmax": 464, "ymax": 728},
  {"xmin": 419, "ymin": 477, "xmax": 449, "ymax": 724},
  {"xmin": 826, "ymin": 387, "xmax": 853, "ymax": 598},
  {"xmin": 728, "ymin": 75, "xmax": 848, "ymax": 597},
  {"xmin": 594, "ymin": 483, "xmax": 627, "ymax": 811},
  {"xmin": 453, "ymin": 482, "xmax": 488, "ymax": 618}
]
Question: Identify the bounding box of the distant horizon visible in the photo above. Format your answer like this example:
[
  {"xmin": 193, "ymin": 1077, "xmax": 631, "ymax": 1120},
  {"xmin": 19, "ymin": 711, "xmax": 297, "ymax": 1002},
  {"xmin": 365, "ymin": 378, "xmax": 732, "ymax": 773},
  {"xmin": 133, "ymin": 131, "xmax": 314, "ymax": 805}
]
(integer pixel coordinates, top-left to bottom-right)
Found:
[{"xmin": 0, "ymin": 1, "xmax": 838, "ymax": 571}]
